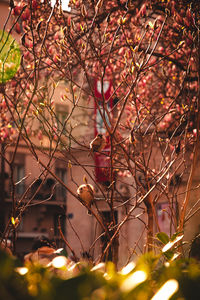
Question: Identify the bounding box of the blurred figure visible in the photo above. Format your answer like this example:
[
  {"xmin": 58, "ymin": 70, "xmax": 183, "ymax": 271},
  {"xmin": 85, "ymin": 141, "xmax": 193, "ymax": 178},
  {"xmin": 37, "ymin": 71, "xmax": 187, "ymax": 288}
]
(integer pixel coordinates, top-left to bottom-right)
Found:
[{"xmin": 24, "ymin": 235, "xmax": 57, "ymax": 265}]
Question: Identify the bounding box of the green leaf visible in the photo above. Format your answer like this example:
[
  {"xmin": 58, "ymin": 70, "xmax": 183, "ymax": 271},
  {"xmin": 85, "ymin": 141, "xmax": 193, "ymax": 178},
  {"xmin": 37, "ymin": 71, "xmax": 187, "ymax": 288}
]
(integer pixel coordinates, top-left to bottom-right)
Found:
[
  {"xmin": 163, "ymin": 250, "xmax": 174, "ymax": 260},
  {"xmin": 0, "ymin": 29, "xmax": 21, "ymax": 83},
  {"xmin": 171, "ymin": 231, "xmax": 184, "ymax": 241},
  {"xmin": 162, "ymin": 234, "xmax": 184, "ymax": 253},
  {"xmin": 156, "ymin": 232, "xmax": 170, "ymax": 245}
]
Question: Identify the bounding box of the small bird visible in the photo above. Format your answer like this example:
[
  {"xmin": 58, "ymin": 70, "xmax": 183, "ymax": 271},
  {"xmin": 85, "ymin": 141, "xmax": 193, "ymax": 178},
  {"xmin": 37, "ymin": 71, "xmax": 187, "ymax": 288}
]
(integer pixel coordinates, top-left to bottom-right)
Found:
[
  {"xmin": 89, "ymin": 134, "xmax": 106, "ymax": 154},
  {"xmin": 77, "ymin": 184, "xmax": 94, "ymax": 215}
]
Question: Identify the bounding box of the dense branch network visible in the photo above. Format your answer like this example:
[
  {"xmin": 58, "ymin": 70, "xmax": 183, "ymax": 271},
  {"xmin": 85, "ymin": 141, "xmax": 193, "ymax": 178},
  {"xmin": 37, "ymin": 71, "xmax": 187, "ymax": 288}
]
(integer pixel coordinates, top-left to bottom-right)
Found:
[{"xmin": 0, "ymin": 0, "xmax": 199, "ymax": 259}]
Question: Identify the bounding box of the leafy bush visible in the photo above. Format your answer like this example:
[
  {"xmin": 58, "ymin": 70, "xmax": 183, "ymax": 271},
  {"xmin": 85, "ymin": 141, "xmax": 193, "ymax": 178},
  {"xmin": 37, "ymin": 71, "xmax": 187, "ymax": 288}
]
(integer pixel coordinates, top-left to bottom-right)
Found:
[{"xmin": 1, "ymin": 241, "xmax": 200, "ymax": 300}]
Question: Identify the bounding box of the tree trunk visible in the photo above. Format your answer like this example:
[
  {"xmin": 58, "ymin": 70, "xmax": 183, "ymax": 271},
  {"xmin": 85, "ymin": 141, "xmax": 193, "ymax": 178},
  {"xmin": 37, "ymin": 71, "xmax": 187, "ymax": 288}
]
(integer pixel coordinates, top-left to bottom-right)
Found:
[{"xmin": 0, "ymin": 143, "xmax": 5, "ymax": 236}]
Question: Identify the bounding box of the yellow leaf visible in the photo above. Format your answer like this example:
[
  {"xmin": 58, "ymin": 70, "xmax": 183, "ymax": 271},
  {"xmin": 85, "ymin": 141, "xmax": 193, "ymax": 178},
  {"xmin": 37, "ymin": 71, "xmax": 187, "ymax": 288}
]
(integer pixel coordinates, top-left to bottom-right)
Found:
[
  {"xmin": 122, "ymin": 17, "xmax": 127, "ymax": 24},
  {"xmin": 131, "ymin": 66, "xmax": 135, "ymax": 73},
  {"xmin": 148, "ymin": 21, "xmax": 154, "ymax": 29},
  {"xmin": 83, "ymin": 175, "xmax": 88, "ymax": 184},
  {"xmin": 178, "ymin": 41, "xmax": 184, "ymax": 47},
  {"xmin": 68, "ymin": 160, "xmax": 72, "ymax": 168}
]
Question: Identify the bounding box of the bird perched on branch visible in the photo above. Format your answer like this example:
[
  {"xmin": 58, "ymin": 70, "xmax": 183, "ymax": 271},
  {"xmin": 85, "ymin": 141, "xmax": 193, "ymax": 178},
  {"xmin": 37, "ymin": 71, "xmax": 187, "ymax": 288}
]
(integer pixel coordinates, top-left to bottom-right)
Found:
[
  {"xmin": 77, "ymin": 184, "xmax": 94, "ymax": 215},
  {"xmin": 89, "ymin": 134, "xmax": 106, "ymax": 154}
]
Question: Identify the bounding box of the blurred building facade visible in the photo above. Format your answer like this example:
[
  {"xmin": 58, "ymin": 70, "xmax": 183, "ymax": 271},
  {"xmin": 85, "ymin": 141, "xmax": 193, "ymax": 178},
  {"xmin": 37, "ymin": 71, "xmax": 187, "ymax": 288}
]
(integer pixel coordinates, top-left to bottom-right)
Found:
[
  {"xmin": 1, "ymin": 0, "xmax": 200, "ymax": 267},
  {"xmin": 0, "ymin": 1, "xmax": 139, "ymax": 266}
]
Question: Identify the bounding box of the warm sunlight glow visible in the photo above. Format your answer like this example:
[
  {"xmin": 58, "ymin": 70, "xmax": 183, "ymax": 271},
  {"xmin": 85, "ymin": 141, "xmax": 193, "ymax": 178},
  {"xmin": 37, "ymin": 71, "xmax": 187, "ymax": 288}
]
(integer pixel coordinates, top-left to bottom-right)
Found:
[
  {"xmin": 120, "ymin": 262, "xmax": 136, "ymax": 275},
  {"xmin": 51, "ymin": 256, "xmax": 67, "ymax": 268},
  {"xmin": 91, "ymin": 262, "xmax": 105, "ymax": 272},
  {"xmin": 164, "ymin": 262, "xmax": 170, "ymax": 267},
  {"xmin": 121, "ymin": 270, "xmax": 147, "ymax": 292},
  {"xmin": 103, "ymin": 272, "xmax": 112, "ymax": 280},
  {"xmin": 51, "ymin": 0, "xmax": 71, "ymax": 12},
  {"xmin": 162, "ymin": 235, "xmax": 184, "ymax": 253},
  {"xmin": 15, "ymin": 267, "xmax": 28, "ymax": 275},
  {"xmin": 54, "ymin": 248, "xmax": 64, "ymax": 254},
  {"xmin": 170, "ymin": 252, "xmax": 181, "ymax": 261},
  {"xmin": 151, "ymin": 279, "xmax": 179, "ymax": 300}
]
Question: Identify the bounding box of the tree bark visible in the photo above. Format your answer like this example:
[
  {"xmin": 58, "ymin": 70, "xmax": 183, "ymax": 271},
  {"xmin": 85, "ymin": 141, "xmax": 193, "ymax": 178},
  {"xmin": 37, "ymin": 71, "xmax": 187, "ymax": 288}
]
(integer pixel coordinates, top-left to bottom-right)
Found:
[{"xmin": 0, "ymin": 143, "xmax": 5, "ymax": 236}]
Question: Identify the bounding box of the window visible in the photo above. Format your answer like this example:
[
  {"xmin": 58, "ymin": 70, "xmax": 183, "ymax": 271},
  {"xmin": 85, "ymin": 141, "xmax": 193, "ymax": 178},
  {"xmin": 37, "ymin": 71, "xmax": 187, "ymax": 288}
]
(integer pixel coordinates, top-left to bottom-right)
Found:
[
  {"xmin": 43, "ymin": 178, "xmax": 56, "ymax": 200},
  {"xmin": 13, "ymin": 164, "xmax": 25, "ymax": 195},
  {"xmin": 55, "ymin": 167, "xmax": 67, "ymax": 202},
  {"xmin": 10, "ymin": 153, "xmax": 26, "ymax": 196},
  {"xmin": 55, "ymin": 104, "xmax": 68, "ymax": 134},
  {"xmin": 30, "ymin": 179, "xmax": 43, "ymax": 200},
  {"xmin": 18, "ymin": 216, "xmax": 24, "ymax": 232}
]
